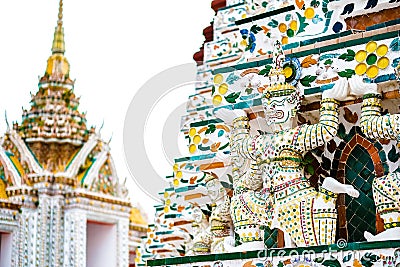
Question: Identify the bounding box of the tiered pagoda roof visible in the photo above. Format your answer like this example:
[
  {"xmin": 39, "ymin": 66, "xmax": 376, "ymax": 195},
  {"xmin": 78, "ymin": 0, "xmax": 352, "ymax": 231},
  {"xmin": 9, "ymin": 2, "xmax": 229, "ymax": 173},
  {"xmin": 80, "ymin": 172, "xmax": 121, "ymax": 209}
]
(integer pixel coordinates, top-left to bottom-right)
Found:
[
  {"xmin": 0, "ymin": 0, "xmax": 146, "ymax": 210},
  {"xmin": 17, "ymin": 1, "xmax": 91, "ymax": 148}
]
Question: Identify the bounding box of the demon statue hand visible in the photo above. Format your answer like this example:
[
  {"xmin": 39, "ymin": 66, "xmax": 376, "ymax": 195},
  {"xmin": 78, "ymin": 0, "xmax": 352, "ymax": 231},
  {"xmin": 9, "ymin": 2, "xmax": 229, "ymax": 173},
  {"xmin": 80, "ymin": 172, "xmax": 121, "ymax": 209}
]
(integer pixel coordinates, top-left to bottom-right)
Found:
[
  {"xmin": 204, "ymin": 173, "xmax": 234, "ymax": 253},
  {"xmin": 215, "ymin": 41, "xmax": 359, "ymax": 247},
  {"xmin": 349, "ymin": 76, "xmax": 400, "ymax": 242}
]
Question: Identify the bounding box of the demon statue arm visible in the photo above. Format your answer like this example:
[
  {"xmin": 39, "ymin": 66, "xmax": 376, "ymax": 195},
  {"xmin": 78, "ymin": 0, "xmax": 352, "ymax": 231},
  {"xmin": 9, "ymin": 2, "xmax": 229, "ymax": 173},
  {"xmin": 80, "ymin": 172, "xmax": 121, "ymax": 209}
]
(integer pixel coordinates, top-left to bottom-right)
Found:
[
  {"xmin": 360, "ymin": 94, "xmax": 400, "ymax": 140},
  {"xmin": 350, "ymin": 81, "xmax": 400, "ymax": 242},
  {"xmin": 296, "ymin": 98, "xmax": 340, "ymax": 150}
]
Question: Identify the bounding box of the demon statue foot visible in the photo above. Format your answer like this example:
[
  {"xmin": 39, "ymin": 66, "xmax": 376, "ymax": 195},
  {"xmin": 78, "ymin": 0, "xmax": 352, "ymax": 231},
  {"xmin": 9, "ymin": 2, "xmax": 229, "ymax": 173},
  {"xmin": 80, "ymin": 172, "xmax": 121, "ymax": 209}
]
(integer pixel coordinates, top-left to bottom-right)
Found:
[{"xmin": 364, "ymin": 228, "xmax": 400, "ymax": 242}]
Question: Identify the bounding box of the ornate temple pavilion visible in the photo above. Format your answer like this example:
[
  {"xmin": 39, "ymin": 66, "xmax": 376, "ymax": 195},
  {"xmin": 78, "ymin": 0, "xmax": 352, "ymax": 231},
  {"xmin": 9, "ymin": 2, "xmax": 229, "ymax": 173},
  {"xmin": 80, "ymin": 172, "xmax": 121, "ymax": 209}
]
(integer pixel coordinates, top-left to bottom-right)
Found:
[{"xmin": 0, "ymin": 1, "xmax": 147, "ymax": 266}]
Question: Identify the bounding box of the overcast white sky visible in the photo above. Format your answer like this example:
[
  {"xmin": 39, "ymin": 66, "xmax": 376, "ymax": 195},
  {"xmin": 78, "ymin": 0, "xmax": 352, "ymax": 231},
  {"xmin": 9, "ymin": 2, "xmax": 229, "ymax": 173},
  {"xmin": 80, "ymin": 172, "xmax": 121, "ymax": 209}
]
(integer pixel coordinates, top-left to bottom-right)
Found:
[{"xmin": 0, "ymin": 0, "xmax": 214, "ymax": 220}]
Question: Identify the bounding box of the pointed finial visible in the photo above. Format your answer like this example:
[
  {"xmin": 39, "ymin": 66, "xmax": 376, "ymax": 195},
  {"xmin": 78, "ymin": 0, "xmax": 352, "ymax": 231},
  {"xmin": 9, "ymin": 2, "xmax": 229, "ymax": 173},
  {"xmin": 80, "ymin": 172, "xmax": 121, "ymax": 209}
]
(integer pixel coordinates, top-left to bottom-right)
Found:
[
  {"xmin": 58, "ymin": 0, "xmax": 63, "ymax": 26},
  {"xmin": 99, "ymin": 119, "xmax": 104, "ymax": 133},
  {"xmin": 51, "ymin": 0, "xmax": 65, "ymax": 54},
  {"xmin": 4, "ymin": 111, "xmax": 9, "ymax": 131},
  {"xmin": 272, "ymin": 40, "xmax": 285, "ymax": 72},
  {"xmin": 108, "ymin": 133, "xmax": 113, "ymax": 144}
]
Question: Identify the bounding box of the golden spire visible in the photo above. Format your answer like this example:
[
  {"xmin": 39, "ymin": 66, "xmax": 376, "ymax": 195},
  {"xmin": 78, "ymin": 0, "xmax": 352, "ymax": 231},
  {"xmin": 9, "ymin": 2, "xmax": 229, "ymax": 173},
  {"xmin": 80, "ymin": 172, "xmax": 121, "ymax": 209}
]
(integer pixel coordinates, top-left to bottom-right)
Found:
[
  {"xmin": 51, "ymin": 0, "xmax": 65, "ymax": 54},
  {"xmin": 263, "ymin": 40, "xmax": 296, "ymax": 96}
]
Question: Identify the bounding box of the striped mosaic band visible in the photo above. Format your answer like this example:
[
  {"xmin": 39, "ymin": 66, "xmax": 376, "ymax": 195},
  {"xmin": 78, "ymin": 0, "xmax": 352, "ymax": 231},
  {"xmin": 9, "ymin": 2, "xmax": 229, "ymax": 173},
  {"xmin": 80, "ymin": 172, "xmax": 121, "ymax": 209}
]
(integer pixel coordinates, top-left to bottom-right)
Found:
[
  {"xmin": 273, "ymin": 176, "xmax": 309, "ymax": 191},
  {"xmin": 263, "ymin": 88, "xmax": 296, "ymax": 99},
  {"xmin": 384, "ymin": 221, "xmax": 400, "ymax": 230},
  {"xmin": 241, "ymin": 236, "xmax": 263, "ymax": 242},
  {"xmin": 319, "ymin": 187, "xmax": 338, "ymax": 199},
  {"xmin": 321, "ymin": 98, "xmax": 340, "ymax": 105},
  {"xmin": 257, "ymin": 155, "xmax": 303, "ymax": 165},
  {"xmin": 363, "ymin": 93, "xmax": 382, "ymax": 100},
  {"xmin": 233, "ymin": 116, "xmax": 249, "ymax": 123}
]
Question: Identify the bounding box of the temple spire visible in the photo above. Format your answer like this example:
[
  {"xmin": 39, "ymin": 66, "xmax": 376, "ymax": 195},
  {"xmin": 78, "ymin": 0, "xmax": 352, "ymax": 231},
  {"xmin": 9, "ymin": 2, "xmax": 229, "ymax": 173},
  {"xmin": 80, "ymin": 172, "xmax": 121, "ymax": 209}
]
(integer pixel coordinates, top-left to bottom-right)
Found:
[{"xmin": 51, "ymin": 0, "xmax": 65, "ymax": 54}]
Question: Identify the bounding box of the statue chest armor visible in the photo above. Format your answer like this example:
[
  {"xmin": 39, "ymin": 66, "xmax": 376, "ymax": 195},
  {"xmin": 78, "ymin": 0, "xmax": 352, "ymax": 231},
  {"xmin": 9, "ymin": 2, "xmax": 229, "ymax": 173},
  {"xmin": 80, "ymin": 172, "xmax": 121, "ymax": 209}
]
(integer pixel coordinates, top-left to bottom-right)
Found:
[
  {"xmin": 255, "ymin": 133, "xmax": 302, "ymax": 165},
  {"xmin": 254, "ymin": 132, "xmax": 305, "ymax": 189}
]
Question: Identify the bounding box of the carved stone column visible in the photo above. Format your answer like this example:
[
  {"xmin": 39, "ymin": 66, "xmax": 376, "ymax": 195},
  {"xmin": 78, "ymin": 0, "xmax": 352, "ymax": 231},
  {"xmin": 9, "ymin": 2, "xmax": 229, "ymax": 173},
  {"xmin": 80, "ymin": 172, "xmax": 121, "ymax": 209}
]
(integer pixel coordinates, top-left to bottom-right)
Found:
[
  {"xmin": 117, "ymin": 218, "xmax": 130, "ymax": 267},
  {"xmin": 63, "ymin": 210, "xmax": 87, "ymax": 267},
  {"xmin": 17, "ymin": 208, "xmax": 37, "ymax": 267}
]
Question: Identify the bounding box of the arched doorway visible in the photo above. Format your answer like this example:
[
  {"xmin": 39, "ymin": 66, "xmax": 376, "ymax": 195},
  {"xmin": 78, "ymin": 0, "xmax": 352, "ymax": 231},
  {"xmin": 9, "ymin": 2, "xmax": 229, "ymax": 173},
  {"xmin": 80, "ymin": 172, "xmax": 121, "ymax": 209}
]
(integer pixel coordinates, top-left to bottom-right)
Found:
[
  {"xmin": 333, "ymin": 129, "xmax": 386, "ymax": 242},
  {"xmin": 344, "ymin": 144, "xmax": 376, "ymax": 242}
]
